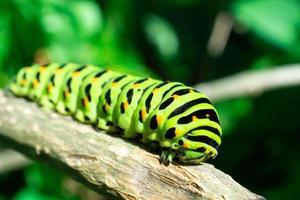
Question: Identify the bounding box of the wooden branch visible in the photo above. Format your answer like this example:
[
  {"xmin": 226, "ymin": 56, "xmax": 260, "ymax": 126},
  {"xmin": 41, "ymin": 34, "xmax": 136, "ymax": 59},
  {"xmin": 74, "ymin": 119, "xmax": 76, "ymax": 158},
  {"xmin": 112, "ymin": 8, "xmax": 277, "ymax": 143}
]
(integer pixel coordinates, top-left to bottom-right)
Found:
[
  {"xmin": 195, "ymin": 63, "xmax": 300, "ymax": 101},
  {"xmin": 0, "ymin": 91, "xmax": 264, "ymax": 200},
  {"xmin": 3, "ymin": 63, "xmax": 300, "ymax": 175}
]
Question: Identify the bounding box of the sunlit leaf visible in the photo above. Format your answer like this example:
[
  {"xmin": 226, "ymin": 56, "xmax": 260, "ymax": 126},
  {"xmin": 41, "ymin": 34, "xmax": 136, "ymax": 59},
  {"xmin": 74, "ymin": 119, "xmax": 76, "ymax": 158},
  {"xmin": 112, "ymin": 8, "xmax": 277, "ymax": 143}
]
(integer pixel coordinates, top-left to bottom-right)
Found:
[
  {"xmin": 70, "ymin": 1, "xmax": 102, "ymax": 38},
  {"xmin": 232, "ymin": 0, "xmax": 300, "ymax": 54},
  {"xmin": 19, "ymin": 163, "xmax": 79, "ymax": 200},
  {"xmin": 24, "ymin": 164, "xmax": 64, "ymax": 193},
  {"xmin": 143, "ymin": 14, "xmax": 179, "ymax": 60},
  {"xmin": 14, "ymin": 188, "xmax": 61, "ymax": 200},
  {"xmin": 251, "ymin": 56, "xmax": 275, "ymax": 70},
  {"xmin": 0, "ymin": 14, "xmax": 10, "ymax": 71}
]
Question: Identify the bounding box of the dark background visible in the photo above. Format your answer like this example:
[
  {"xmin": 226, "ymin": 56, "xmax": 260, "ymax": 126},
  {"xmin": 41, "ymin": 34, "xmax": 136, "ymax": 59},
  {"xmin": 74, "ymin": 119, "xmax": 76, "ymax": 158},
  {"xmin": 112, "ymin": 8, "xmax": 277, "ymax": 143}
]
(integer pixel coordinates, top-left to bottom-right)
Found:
[{"xmin": 0, "ymin": 0, "xmax": 299, "ymax": 199}]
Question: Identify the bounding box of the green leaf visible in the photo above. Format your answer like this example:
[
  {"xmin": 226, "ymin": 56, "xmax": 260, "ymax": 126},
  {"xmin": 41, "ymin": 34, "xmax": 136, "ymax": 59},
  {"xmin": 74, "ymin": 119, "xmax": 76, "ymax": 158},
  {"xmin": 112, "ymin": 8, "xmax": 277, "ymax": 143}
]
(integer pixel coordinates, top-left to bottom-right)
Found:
[
  {"xmin": 20, "ymin": 163, "xmax": 79, "ymax": 200},
  {"xmin": 0, "ymin": 14, "xmax": 10, "ymax": 71},
  {"xmin": 24, "ymin": 163, "xmax": 63, "ymax": 193},
  {"xmin": 251, "ymin": 55, "xmax": 275, "ymax": 70},
  {"xmin": 143, "ymin": 14, "xmax": 179, "ymax": 60},
  {"xmin": 13, "ymin": 188, "xmax": 62, "ymax": 200},
  {"xmin": 70, "ymin": 1, "xmax": 102, "ymax": 38},
  {"xmin": 231, "ymin": 0, "xmax": 300, "ymax": 54}
]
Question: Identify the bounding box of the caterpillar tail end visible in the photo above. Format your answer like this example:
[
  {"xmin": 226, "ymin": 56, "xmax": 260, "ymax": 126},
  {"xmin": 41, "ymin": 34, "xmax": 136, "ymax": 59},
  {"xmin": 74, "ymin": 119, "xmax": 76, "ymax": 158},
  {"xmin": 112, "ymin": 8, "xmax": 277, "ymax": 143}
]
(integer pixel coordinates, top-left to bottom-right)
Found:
[{"xmin": 8, "ymin": 82, "xmax": 21, "ymax": 96}]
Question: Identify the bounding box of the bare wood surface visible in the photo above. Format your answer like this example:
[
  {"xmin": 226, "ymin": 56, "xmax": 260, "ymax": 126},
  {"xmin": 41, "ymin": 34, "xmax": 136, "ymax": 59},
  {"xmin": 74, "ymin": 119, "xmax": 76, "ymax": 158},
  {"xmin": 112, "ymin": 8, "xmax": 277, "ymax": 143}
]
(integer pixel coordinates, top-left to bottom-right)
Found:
[
  {"xmin": 196, "ymin": 63, "xmax": 300, "ymax": 101},
  {"xmin": 0, "ymin": 91, "xmax": 264, "ymax": 200}
]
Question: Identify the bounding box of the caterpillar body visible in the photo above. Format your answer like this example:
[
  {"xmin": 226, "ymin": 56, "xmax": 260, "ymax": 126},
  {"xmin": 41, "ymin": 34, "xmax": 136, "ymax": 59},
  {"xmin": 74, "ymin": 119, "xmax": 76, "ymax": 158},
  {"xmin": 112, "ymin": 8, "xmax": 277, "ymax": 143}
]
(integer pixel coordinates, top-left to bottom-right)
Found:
[{"xmin": 10, "ymin": 63, "xmax": 222, "ymax": 165}]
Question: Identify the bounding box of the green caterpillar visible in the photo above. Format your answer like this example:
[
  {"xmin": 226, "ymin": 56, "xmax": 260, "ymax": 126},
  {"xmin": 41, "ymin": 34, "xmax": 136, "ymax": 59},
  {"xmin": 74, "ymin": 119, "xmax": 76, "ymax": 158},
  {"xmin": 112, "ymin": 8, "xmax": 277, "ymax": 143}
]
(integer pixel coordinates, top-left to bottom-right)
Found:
[{"xmin": 9, "ymin": 63, "xmax": 222, "ymax": 165}]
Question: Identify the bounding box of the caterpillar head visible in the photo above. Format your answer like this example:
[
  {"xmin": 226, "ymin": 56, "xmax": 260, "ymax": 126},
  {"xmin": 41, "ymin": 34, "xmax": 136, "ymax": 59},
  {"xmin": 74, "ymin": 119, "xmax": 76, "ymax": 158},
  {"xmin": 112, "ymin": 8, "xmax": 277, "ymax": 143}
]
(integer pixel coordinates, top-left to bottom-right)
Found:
[
  {"xmin": 159, "ymin": 93, "xmax": 222, "ymax": 164},
  {"xmin": 175, "ymin": 127, "xmax": 221, "ymax": 164}
]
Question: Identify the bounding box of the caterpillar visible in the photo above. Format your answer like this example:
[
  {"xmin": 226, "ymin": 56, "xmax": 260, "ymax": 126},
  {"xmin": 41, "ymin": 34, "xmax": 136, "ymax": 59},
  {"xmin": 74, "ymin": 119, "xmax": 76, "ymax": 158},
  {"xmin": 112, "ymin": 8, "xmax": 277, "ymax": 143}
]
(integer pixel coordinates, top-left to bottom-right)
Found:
[{"xmin": 9, "ymin": 63, "xmax": 222, "ymax": 165}]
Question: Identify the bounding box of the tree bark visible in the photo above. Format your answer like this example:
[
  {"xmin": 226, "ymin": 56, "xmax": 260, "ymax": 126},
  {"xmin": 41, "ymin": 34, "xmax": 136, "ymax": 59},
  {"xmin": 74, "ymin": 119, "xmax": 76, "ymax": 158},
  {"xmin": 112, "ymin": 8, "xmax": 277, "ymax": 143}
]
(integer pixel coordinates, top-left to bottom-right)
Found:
[{"xmin": 0, "ymin": 91, "xmax": 264, "ymax": 200}]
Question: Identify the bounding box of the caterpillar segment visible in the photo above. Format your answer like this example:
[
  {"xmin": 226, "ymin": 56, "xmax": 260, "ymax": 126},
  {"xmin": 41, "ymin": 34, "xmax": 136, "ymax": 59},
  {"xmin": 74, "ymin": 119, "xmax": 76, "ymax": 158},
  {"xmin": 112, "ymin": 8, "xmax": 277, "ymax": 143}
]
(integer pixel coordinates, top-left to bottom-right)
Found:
[
  {"xmin": 75, "ymin": 69, "xmax": 119, "ymax": 124},
  {"xmin": 132, "ymin": 81, "xmax": 184, "ymax": 138},
  {"xmin": 40, "ymin": 63, "xmax": 82, "ymax": 109},
  {"xmin": 27, "ymin": 63, "xmax": 60, "ymax": 102},
  {"xmin": 10, "ymin": 63, "xmax": 222, "ymax": 165},
  {"xmin": 142, "ymin": 84, "xmax": 191, "ymax": 142},
  {"xmin": 97, "ymin": 74, "xmax": 137, "ymax": 131},
  {"xmin": 55, "ymin": 64, "xmax": 100, "ymax": 115},
  {"xmin": 113, "ymin": 77, "xmax": 161, "ymax": 138}
]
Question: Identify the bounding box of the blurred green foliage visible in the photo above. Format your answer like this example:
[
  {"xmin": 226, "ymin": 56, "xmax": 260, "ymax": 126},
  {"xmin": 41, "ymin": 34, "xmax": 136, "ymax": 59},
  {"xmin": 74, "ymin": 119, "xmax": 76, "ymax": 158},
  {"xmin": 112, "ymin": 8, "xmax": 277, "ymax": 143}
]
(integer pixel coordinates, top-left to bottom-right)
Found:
[
  {"xmin": 13, "ymin": 164, "xmax": 78, "ymax": 200},
  {"xmin": 232, "ymin": 0, "xmax": 300, "ymax": 55},
  {"xmin": 0, "ymin": 0, "xmax": 300, "ymax": 199}
]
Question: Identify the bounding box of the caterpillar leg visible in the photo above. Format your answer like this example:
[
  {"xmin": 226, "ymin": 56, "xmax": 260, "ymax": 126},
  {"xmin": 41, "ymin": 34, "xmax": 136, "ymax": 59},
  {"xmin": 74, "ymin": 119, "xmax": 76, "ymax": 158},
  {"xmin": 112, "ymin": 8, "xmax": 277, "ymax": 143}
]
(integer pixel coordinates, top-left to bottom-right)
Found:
[
  {"xmin": 148, "ymin": 141, "xmax": 161, "ymax": 153},
  {"xmin": 160, "ymin": 149, "xmax": 176, "ymax": 166},
  {"xmin": 96, "ymin": 118, "xmax": 121, "ymax": 133},
  {"xmin": 121, "ymin": 130, "xmax": 138, "ymax": 139},
  {"xmin": 97, "ymin": 118, "xmax": 110, "ymax": 130},
  {"xmin": 39, "ymin": 97, "xmax": 55, "ymax": 109}
]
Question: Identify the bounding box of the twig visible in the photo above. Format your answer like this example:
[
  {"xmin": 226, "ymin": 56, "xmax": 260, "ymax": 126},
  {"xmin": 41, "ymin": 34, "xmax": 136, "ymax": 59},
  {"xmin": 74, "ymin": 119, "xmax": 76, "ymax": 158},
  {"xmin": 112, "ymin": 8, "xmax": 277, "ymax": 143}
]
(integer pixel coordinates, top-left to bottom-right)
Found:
[
  {"xmin": 195, "ymin": 63, "xmax": 300, "ymax": 102},
  {"xmin": 0, "ymin": 91, "xmax": 264, "ymax": 200},
  {"xmin": 207, "ymin": 12, "xmax": 234, "ymax": 57}
]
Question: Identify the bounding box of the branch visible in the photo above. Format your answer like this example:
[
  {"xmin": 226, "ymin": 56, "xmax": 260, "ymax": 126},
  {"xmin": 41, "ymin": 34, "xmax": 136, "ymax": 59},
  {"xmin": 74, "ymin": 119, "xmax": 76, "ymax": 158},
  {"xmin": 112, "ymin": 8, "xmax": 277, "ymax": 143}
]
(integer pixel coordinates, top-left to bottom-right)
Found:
[
  {"xmin": 0, "ymin": 91, "xmax": 264, "ymax": 200},
  {"xmin": 3, "ymin": 63, "xmax": 299, "ymax": 174},
  {"xmin": 195, "ymin": 63, "xmax": 300, "ymax": 101}
]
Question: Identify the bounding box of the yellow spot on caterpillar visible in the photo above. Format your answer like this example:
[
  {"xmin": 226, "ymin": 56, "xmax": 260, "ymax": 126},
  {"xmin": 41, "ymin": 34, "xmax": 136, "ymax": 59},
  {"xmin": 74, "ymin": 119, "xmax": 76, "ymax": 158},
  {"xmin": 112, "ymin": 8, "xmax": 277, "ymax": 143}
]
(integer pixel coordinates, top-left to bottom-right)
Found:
[
  {"xmin": 55, "ymin": 68, "xmax": 63, "ymax": 74},
  {"xmin": 21, "ymin": 79, "xmax": 27, "ymax": 86},
  {"xmin": 189, "ymin": 89, "xmax": 193, "ymax": 93},
  {"xmin": 92, "ymin": 77, "xmax": 98, "ymax": 83},
  {"xmin": 123, "ymin": 100, "xmax": 129, "ymax": 109},
  {"xmin": 112, "ymin": 82, "xmax": 118, "ymax": 87},
  {"xmin": 104, "ymin": 103, "xmax": 109, "ymax": 112},
  {"xmin": 83, "ymin": 96, "xmax": 89, "ymax": 107},
  {"xmin": 172, "ymin": 94, "xmax": 179, "ymax": 99},
  {"xmin": 205, "ymin": 114, "xmax": 210, "ymax": 118},
  {"xmin": 192, "ymin": 116, "xmax": 198, "ymax": 122},
  {"xmin": 64, "ymin": 89, "xmax": 70, "ymax": 98},
  {"xmin": 47, "ymin": 83, "xmax": 53, "ymax": 93},
  {"xmin": 133, "ymin": 83, "xmax": 140, "ymax": 88},
  {"xmin": 152, "ymin": 88, "xmax": 160, "ymax": 94},
  {"xmin": 141, "ymin": 109, "xmax": 147, "ymax": 120},
  {"xmin": 156, "ymin": 115, "xmax": 163, "ymax": 125},
  {"xmin": 175, "ymin": 128, "xmax": 181, "ymax": 137},
  {"xmin": 32, "ymin": 79, "xmax": 39, "ymax": 88},
  {"xmin": 39, "ymin": 66, "xmax": 46, "ymax": 72},
  {"xmin": 182, "ymin": 141, "xmax": 189, "ymax": 148},
  {"xmin": 72, "ymin": 71, "xmax": 81, "ymax": 77}
]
